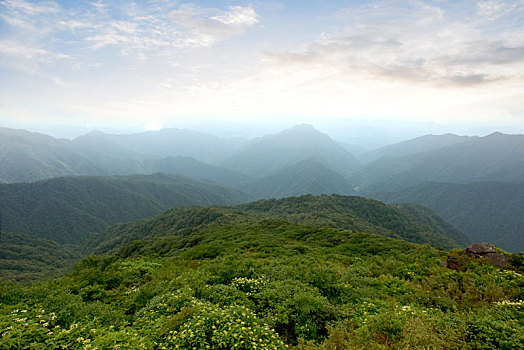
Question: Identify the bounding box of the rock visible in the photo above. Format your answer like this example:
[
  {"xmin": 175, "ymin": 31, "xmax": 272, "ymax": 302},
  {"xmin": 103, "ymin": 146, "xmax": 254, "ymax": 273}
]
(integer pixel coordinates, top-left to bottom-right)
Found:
[
  {"xmin": 466, "ymin": 242, "xmax": 496, "ymax": 258},
  {"xmin": 485, "ymin": 253, "xmax": 509, "ymax": 268},
  {"xmin": 444, "ymin": 256, "xmax": 460, "ymax": 270}
]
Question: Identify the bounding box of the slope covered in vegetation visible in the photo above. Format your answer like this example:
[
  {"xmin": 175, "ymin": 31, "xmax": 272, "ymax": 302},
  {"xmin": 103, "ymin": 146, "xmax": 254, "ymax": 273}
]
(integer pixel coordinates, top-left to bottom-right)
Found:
[
  {"xmin": 1, "ymin": 218, "xmax": 522, "ymax": 349},
  {"xmin": 0, "ymin": 173, "xmax": 252, "ymax": 245},
  {"xmin": 0, "ymin": 232, "xmax": 81, "ymax": 284},
  {"xmin": 242, "ymin": 160, "xmax": 356, "ymax": 199},
  {"xmin": 89, "ymin": 194, "xmax": 467, "ymax": 254},
  {"xmin": 373, "ymin": 181, "xmax": 524, "ymax": 252}
]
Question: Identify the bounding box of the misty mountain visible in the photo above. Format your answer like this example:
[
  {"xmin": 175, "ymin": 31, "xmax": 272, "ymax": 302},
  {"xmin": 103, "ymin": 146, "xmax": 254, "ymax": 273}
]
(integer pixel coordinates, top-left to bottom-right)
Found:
[
  {"xmin": 372, "ymin": 181, "xmax": 524, "ymax": 252},
  {"xmin": 361, "ymin": 133, "xmax": 475, "ymax": 163},
  {"xmin": 144, "ymin": 156, "xmax": 252, "ymax": 188},
  {"xmin": 350, "ymin": 132, "xmax": 524, "ymax": 193},
  {"xmin": 0, "ymin": 127, "xmax": 101, "ymax": 183},
  {"xmin": 0, "ymin": 173, "xmax": 251, "ymax": 245},
  {"xmin": 0, "ymin": 127, "xmax": 249, "ymax": 184},
  {"xmin": 339, "ymin": 142, "xmax": 369, "ymax": 157},
  {"xmin": 73, "ymin": 128, "xmax": 245, "ymax": 164},
  {"xmin": 242, "ymin": 160, "xmax": 356, "ymax": 199},
  {"xmin": 223, "ymin": 124, "xmax": 361, "ymax": 178}
]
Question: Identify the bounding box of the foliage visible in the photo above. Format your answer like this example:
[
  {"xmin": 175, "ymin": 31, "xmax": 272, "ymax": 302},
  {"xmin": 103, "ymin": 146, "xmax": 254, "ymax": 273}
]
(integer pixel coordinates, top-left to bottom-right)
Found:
[
  {"xmin": 1, "ymin": 215, "xmax": 522, "ymax": 349},
  {"xmin": 0, "ymin": 232, "xmax": 81, "ymax": 284}
]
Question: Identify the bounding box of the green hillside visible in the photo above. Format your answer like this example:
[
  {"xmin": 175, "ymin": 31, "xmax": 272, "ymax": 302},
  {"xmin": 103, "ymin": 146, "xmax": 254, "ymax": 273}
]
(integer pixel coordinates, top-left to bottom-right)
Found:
[
  {"xmin": 242, "ymin": 160, "xmax": 356, "ymax": 199},
  {"xmin": 89, "ymin": 194, "xmax": 466, "ymax": 254},
  {"xmin": 0, "ymin": 232, "xmax": 81, "ymax": 284},
  {"xmin": 373, "ymin": 181, "xmax": 524, "ymax": 252},
  {"xmin": 0, "ymin": 173, "xmax": 252, "ymax": 245},
  {"xmin": 1, "ymin": 217, "xmax": 522, "ymax": 349},
  {"xmin": 239, "ymin": 195, "xmax": 468, "ymax": 248}
]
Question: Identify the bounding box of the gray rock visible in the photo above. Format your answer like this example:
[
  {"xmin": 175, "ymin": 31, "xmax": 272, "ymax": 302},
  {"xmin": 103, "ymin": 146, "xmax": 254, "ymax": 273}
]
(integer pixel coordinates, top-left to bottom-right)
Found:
[
  {"xmin": 485, "ymin": 253, "xmax": 509, "ymax": 267},
  {"xmin": 466, "ymin": 242, "xmax": 496, "ymax": 258}
]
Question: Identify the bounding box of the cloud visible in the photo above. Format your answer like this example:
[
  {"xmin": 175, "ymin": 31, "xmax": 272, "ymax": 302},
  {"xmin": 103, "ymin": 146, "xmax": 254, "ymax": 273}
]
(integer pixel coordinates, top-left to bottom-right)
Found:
[
  {"xmin": 0, "ymin": 1, "xmax": 260, "ymax": 64},
  {"xmin": 168, "ymin": 5, "xmax": 259, "ymax": 47},
  {"xmin": 1, "ymin": 0, "xmax": 59, "ymax": 15},
  {"xmin": 477, "ymin": 0, "xmax": 524, "ymax": 20},
  {"xmin": 265, "ymin": 0, "xmax": 524, "ymax": 87},
  {"xmin": 212, "ymin": 6, "xmax": 259, "ymax": 26},
  {"xmin": 0, "ymin": 40, "xmax": 69, "ymax": 60}
]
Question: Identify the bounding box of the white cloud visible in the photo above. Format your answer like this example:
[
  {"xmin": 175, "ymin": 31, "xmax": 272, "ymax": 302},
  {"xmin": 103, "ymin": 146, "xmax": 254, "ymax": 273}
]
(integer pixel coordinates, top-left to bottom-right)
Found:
[
  {"xmin": 168, "ymin": 4, "xmax": 259, "ymax": 47},
  {"xmin": 212, "ymin": 6, "xmax": 259, "ymax": 26},
  {"xmin": 264, "ymin": 0, "xmax": 524, "ymax": 87},
  {"xmin": 477, "ymin": 0, "xmax": 524, "ymax": 20},
  {"xmin": 1, "ymin": 0, "xmax": 59, "ymax": 15},
  {"xmin": 0, "ymin": 40, "xmax": 69, "ymax": 60},
  {"xmin": 0, "ymin": 1, "xmax": 260, "ymax": 61}
]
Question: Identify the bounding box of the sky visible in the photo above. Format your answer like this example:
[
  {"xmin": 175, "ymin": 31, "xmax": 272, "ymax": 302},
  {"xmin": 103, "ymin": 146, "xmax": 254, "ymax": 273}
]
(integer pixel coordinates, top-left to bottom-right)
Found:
[{"xmin": 0, "ymin": 0, "xmax": 524, "ymax": 144}]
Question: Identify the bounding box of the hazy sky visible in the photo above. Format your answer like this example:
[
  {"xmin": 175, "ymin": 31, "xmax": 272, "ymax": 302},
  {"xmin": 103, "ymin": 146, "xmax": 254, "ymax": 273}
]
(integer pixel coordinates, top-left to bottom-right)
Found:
[{"xmin": 1, "ymin": 0, "xmax": 524, "ymax": 141}]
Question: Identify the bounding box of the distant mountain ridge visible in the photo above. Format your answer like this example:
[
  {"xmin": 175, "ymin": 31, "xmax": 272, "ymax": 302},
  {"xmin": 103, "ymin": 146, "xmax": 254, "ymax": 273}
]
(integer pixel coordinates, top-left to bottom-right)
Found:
[
  {"xmin": 360, "ymin": 133, "xmax": 475, "ymax": 163},
  {"xmin": 0, "ymin": 126, "xmax": 249, "ymax": 185},
  {"xmin": 242, "ymin": 160, "xmax": 356, "ymax": 199},
  {"xmin": 222, "ymin": 124, "xmax": 361, "ymax": 178},
  {"xmin": 73, "ymin": 128, "xmax": 245, "ymax": 164},
  {"xmin": 0, "ymin": 127, "xmax": 101, "ymax": 183},
  {"xmin": 350, "ymin": 132, "xmax": 524, "ymax": 193}
]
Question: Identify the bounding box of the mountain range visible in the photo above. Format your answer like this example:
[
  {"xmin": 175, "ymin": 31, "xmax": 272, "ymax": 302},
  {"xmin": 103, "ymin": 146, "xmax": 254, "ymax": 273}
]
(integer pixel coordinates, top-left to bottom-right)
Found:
[
  {"xmin": 350, "ymin": 132, "xmax": 524, "ymax": 193},
  {"xmin": 223, "ymin": 124, "xmax": 361, "ymax": 177},
  {"xmin": 1, "ymin": 124, "xmax": 523, "ymax": 255}
]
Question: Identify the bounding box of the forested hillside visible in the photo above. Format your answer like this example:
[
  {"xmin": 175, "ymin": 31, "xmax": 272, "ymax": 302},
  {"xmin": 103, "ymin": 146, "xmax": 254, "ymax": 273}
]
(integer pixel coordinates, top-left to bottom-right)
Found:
[
  {"xmin": 241, "ymin": 160, "xmax": 356, "ymax": 199},
  {"xmin": 89, "ymin": 194, "xmax": 467, "ymax": 254},
  {"xmin": 0, "ymin": 174, "xmax": 251, "ymax": 245},
  {"xmin": 351, "ymin": 132, "xmax": 524, "ymax": 193},
  {"xmin": 2, "ymin": 125, "xmax": 524, "ymax": 266},
  {"xmin": 1, "ymin": 214, "xmax": 522, "ymax": 349},
  {"xmin": 0, "ymin": 232, "xmax": 81, "ymax": 284},
  {"xmin": 373, "ymin": 181, "xmax": 524, "ymax": 252}
]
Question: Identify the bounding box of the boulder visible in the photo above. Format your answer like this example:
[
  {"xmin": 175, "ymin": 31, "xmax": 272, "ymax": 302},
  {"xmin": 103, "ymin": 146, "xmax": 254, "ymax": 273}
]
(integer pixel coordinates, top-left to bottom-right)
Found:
[
  {"xmin": 485, "ymin": 253, "xmax": 509, "ymax": 268},
  {"xmin": 466, "ymin": 242, "xmax": 496, "ymax": 258}
]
